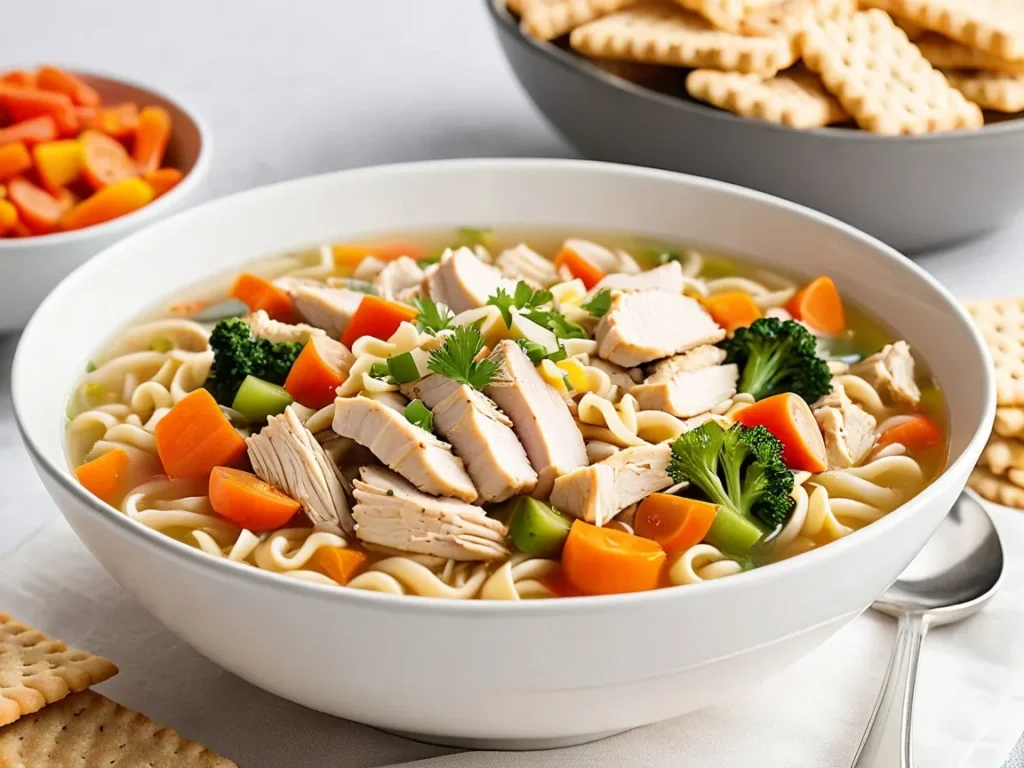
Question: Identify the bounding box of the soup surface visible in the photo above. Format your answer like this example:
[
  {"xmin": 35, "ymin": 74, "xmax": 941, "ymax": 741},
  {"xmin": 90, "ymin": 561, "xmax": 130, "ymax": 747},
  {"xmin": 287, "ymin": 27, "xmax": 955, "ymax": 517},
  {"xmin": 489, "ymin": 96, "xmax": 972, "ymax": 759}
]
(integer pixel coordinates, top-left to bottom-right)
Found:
[{"xmin": 66, "ymin": 229, "xmax": 947, "ymax": 599}]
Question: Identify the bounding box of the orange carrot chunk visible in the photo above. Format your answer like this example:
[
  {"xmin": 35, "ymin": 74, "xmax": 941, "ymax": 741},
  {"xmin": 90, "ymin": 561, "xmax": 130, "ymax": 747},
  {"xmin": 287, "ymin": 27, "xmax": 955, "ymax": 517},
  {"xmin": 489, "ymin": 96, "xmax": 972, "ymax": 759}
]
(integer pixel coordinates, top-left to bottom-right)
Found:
[
  {"xmin": 61, "ymin": 177, "xmax": 154, "ymax": 231},
  {"xmin": 340, "ymin": 295, "xmax": 417, "ymax": 348},
  {"xmin": 786, "ymin": 276, "xmax": 845, "ymax": 334},
  {"xmin": 0, "ymin": 84, "xmax": 78, "ymax": 136},
  {"xmin": 284, "ymin": 335, "xmax": 350, "ymax": 409},
  {"xmin": 0, "ymin": 70, "xmax": 37, "ymax": 88},
  {"xmin": 230, "ymin": 273, "xmax": 297, "ymax": 322},
  {"xmin": 75, "ymin": 448, "xmax": 130, "ymax": 504},
  {"xmin": 734, "ymin": 392, "xmax": 827, "ymax": 473},
  {"xmin": 155, "ymin": 389, "xmax": 247, "ymax": 479},
  {"xmin": 0, "ymin": 199, "xmax": 17, "ymax": 234},
  {"xmin": 878, "ymin": 414, "xmax": 942, "ymax": 451},
  {"xmin": 33, "ymin": 139, "xmax": 82, "ymax": 192},
  {"xmin": 562, "ymin": 520, "xmax": 666, "ymax": 595},
  {"xmin": 76, "ymin": 102, "xmax": 140, "ymax": 139},
  {"xmin": 209, "ymin": 466, "xmax": 300, "ymax": 532},
  {"xmin": 703, "ymin": 291, "xmax": 763, "ymax": 334},
  {"xmin": 0, "ymin": 116, "xmax": 59, "ymax": 148},
  {"xmin": 133, "ymin": 106, "xmax": 172, "ymax": 174},
  {"xmin": 634, "ymin": 494, "xmax": 718, "ymax": 553},
  {"xmin": 81, "ymin": 129, "xmax": 137, "ymax": 189},
  {"xmin": 36, "ymin": 66, "xmax": 101, "ymax": 107},
  {"xmin": 7, "ymin": 177, "xmax": 63, "ymax": 234},
  {"xmin": 0, "ymin": 142, "xmax": 32, "ymax": 181},
  {"xmin": 311, "ymin": 546, "xmax": 369, "ymax": 586},
  {"xmin": 143, "ymin": 167, "xmax": 183, "ymax": 197},
  {"xmin": 331, "ymin": 241, "xmax": 426, "ymax": 273},
  {"xmin": 553, "ymin": 247, "xmax": 606, "ymax": 290}
]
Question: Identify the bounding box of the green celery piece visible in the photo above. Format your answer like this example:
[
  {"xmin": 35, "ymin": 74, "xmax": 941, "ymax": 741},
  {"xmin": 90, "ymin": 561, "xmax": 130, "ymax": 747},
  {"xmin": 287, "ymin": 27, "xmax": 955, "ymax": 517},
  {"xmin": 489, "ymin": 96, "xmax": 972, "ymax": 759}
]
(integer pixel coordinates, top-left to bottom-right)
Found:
[
  {"xmin": 387, "ymin": 352, "xmax": 421, "ymax": 384},
  {"xmin": 404, "ymin": 399, "xmax": 434, "ymax": 432},
  {"xmin": 510, "ymin": 497, "xmax": 573, "ymax": 558},
  {"xmin": 703, "ymin": 505, "xmax": 765, "ymax": 554},
  {"xmin": 231, "ymin": 375, "xmax": 293, "ymax": 422}
]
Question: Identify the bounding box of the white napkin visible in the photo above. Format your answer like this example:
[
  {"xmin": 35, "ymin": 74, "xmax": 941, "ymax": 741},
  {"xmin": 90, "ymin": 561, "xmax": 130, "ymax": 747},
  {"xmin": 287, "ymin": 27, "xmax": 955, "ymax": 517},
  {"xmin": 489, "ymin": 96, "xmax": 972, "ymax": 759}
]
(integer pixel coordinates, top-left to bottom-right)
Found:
[{"xmin": 2, "ymin": 506, "xmax": 1022, "ymax": 768}]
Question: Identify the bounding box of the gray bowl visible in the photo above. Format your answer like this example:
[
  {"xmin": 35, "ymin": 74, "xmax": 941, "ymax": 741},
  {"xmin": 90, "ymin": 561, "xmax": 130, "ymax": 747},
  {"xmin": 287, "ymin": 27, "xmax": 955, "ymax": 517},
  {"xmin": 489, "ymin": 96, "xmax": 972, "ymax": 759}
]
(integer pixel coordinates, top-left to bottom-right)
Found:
[{"xmin": 486, "ymin": 0, "xmax": 1024, "ymax": 253}]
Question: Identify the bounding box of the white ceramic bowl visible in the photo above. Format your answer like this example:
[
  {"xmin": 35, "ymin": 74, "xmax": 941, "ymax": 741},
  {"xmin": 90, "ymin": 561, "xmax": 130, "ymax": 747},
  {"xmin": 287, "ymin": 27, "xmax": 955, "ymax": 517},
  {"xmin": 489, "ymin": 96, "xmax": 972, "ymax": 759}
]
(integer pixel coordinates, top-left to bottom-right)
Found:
[
  {"xmin": 13, "ymin": 160, "xmax": 994, "ymax": 750},
  {"xmin": 0, "ymin": 70, "xmax": 212, "ymax": 331}
]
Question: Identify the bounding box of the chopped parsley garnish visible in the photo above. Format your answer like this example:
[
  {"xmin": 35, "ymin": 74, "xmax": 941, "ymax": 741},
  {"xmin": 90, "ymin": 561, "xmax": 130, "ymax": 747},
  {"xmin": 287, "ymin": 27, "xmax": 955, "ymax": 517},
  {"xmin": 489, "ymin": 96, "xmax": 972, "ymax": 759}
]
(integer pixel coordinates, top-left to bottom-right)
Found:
[
  {"xmin": 428, "ymin": 325, "xmax": 498, "ymax": 390},
  {"xmin": 412, "ymin": 296, "xmax": 454, "ymax": 334},
  {"xmin": 404, "ymin": 399, "xmax": 434, "ymax": 432},
  {"xmin": 487, "ymin": 281, "xmax": 553, "ymax": 328},
  {"xmin": 581, "ymin": 289, "xmax": 612, "ymax": 318},
  {"xmin": 515, "ymin": 338, "xmax": 569, "ymax": 364},
  {"xmin": 525, "ymin": 310, "xmax": 588, "ymax": 340}
]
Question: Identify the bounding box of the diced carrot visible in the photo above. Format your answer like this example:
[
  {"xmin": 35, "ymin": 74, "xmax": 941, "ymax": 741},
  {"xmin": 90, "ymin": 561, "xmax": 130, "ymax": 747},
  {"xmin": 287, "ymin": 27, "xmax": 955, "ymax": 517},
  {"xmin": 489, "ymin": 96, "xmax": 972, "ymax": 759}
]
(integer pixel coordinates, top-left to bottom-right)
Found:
[
  {"xmin": 11, "ymin": 221, "xmax": 33, "ymax": 237},
  {"xmin": 33, "ymin": 139, "xmax": 82, "ymax": 193},
  {"xmin": 36, "ymin": 66, "xmax": 100, "ymax": 107},
  {"xmin": 734, "ymin": 392, "xmax": 827, "ymax": 472},
  {"xmin": 635, "ymin": 494, "xmax": 718, "ymax": 553},
  {"xmin": 132, "ymin": 106, "xmax": 172, "ymax": 174},
  {"xmin": 155, "ymin": 389, "xmax": 247, "ymax": 479},
  {"xmin": 331, "ymin": 241, "xmax": 426, "ymax": 273},
  {"xmin": 0, "ymin": 116, "xmax": 58, "ymax": 148},
  {"xmin": 340, "ymin": 294, "xmax": 416, "ymax": 348},
  {"xmin": 7, "ymin": 177, "xmax": 63, "ymax": 234},
  {"xmin": 878, "ymin": 414, "xmax": 942, "ymax": 451},
  {"xmin": 0, "ymin": 70, "xmax": 37, "ymax": 88},
  {"xmin": 310, "ymin": 546, "xmax": 368, "ymax": 586},
  {"xmin": 209, "ymin": 466, "xmax": 300, "ymax": 532},
  {"xmin": 787, "ymin": 276, "xmax": 845, "ymax": 335},
  {"xmin": 230, "ymin": 273, "xmax": 297, "ymax": 322},
  {"xmin": 0, "ymin": 184, "xmax": 5, "ymax": 198},
  {"xmin": 75, "ymin": 448, "xmax": 129, "ymax": 503},
  {"xmin": 60, "ymin": 177, "xmax": 153, "ymax": 231},
  {"xmin": 144, "ymin": 167, "xmax": 183, "ymax": 198},
  {"xmin": 54, "ymin": 186, "xmax": 78, "ymax": 213},
  {"xmin": 540, "ymin": 571, "xmax": 584, "ymax": 598},
  {"xmin": 0, "ymin": 84, "xmax": 78, "ymax": 136},
  {"xmin": 75, "ymin": 102, "xmax": 139, "ymax": 139},
  {"xmin": 0, "ymin": 200, "xmax": 18, "ymax": 234},
  {"xmin": 562, "ymin": 520, "xmax": 666, "ymax": 595},
  {"xmin": 702, "ymin": 291, "xmax": 762, "ymax": 334},
  {"xmin": 284, "ymin": 335, "xmax": 350, "ymax": 409},
  {"xmin": 554, "ymin": 247, "xmax": 606, "ymax": 290},
  {"xmin": 80, "ymin": 129, "xmax": 137, "ymax": 189},
  {"xmin": 0, "ymin": 142, "xmax": 32, "ymax": 181}
]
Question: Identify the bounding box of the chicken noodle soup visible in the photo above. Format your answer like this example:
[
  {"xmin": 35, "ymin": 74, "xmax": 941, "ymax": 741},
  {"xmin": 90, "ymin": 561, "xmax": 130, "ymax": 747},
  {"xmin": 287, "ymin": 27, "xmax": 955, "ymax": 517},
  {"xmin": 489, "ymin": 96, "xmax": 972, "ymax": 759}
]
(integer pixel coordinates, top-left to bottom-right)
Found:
[{"xmin": 66, "ymin": 230, "xmax": 948, "ymax": 599}]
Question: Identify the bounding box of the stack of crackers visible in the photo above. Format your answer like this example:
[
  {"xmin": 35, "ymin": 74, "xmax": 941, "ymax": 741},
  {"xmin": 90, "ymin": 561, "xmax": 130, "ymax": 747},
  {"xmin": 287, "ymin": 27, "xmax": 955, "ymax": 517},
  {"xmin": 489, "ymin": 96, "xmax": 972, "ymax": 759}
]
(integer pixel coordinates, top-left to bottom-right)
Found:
[
  {"xmin": 510, "ymin": 0, "xmax": 1024, "ymax": 133},
  {"xmin": 0, "ymin": 612, "xmax": 236, "ymax": 767}
]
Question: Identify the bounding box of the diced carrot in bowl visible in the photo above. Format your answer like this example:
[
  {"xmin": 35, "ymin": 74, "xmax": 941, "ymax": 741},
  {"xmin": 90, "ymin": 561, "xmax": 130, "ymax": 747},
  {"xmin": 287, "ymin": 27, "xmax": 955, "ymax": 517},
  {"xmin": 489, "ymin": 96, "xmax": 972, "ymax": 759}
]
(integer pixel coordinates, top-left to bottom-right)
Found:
[
  {"xmin": 787, "ymin": 276, "xmax": 845, "ymax": 334},
  {"xmin": 0, "ymin": 143, "xmax": 32, "ymax": 181},
  {"xmin": 36, "ymin": 65, "xmax": 101, "ymax": 107},
  {"xmin": 734, "ymin": 392, "xmax": 827, "ymax": 473},
  {"xmin": 231, "ymin": 273, "xmax": 296, "ymax": 322},
  {"xmin": 33, "ymin": 139, "xmax": 83, "ymax": 192},
  {"xmin": 7, "ymin": 177, "xmax": 63, "ymax": 234},
  {"xmin": 61, "ymin": 178, "xmax": 154, "ymax": 231}
]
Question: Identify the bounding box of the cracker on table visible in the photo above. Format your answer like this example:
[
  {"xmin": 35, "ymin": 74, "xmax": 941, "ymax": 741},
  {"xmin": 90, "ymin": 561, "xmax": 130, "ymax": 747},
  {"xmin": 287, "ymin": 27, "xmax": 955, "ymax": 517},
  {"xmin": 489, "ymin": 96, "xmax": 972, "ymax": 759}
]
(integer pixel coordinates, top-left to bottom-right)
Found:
[
  {"xmin": 916, "ymin": 32, "xmax": 1024, "ymax": 74},
  {"xmin": 945, "ymin": 70, "xmax": 1024, "ymax": 112},
  {"xmin": 520, "ymin": 0, "xmax": 636, "ymax": 40},
  {"xmin": 570, "ymin": 2, "xmax": 798, "ymax": 75},
  {"xmin": 0, "ymin": 613, "xmax": 118, "ymax": 728},
  {"xmin": 671, "ymin": 0, "xmax": 780, "ymax": 33},
  {"xmin": 0, "ymin": 690, "xmax": 237, "ymax": 767},
  {"xmin": 890, "ymin": 13, "xmax": 926, "ymax": 39},
  {"xmin": 970, "ymin": 467, "xmax": 1024, "ymax": 509},
  {"xmin": 981, "ymin": 434, "xmax": 1024, "ymax": 475},
  {"xmin": 686, "ymin": 67, "xmax": 849, "ymax": 127},
  {"xmin": 738, "ymin": 0, "xmax": 855, "ymax": 38},
  {"xmin": 995, "ymin": 407, "xmax": 1024, "ymax": 439},
  {"xmin": 862, "ymin": 0, "xmax": 1024, "ymax": 61},
  {"xmin": 966, "ymin": 298, "xmax": 1024, "ymax": 405},
  {"xmin": 799, "ymin": 9, "xmax": 984, "ymax": 134}
]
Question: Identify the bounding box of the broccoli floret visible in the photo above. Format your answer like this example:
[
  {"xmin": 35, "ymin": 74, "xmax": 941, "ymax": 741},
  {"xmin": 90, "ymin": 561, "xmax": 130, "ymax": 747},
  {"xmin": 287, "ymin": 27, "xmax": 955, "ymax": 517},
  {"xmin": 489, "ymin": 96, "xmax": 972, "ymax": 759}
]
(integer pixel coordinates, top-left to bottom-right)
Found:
[
  {"xmin": 668, "ymin": 421, "xmax": 794, "ymax": 552},
  {"xmin": 204, "ymin": 318, "xmax": 303, "ymax": 405},
  {"xmin": 719, "ymin": 317, "xmax": 832, "ymax": 403}
]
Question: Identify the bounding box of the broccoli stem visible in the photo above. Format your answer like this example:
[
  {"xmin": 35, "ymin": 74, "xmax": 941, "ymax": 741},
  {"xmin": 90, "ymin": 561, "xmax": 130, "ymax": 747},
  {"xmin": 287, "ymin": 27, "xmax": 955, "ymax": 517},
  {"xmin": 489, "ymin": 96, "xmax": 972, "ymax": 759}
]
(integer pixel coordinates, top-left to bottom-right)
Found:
[
  {"xmin": 704, "ymin": 506, "xmax": 765, "ymax": 553},
  {"xmin": 738, "ymin": 341, "xmax": 788, "ymax": 398}
]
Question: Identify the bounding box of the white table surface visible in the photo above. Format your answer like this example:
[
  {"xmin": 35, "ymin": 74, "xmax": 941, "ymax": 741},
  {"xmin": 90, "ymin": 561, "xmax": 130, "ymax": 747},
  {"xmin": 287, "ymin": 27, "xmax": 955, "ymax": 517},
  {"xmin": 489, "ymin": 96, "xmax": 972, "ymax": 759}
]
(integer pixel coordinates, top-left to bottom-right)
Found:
[{"xmin": 2, "ymin": 0, "xmax": 1023, "ymax": 764}]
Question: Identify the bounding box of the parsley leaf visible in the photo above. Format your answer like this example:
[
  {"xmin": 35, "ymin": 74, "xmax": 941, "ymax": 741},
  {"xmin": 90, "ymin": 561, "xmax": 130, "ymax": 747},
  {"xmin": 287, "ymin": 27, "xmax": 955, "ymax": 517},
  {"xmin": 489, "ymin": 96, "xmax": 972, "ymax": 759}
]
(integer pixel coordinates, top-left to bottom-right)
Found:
[
  {"xmin": 581, "ymin": 289, "xmax": 613, "ymax": 318},
  {"xmin": 487, "ymin": 281, "xmax": 553, "ymax": 327},
  {"xmin": 525, "ymin": 309, "xmax": 588, "ymax": 340},
  {"xmin": 412, "ymin": 297, "xmax": 454, "ymax": 334},
  {"xmin": 428, "ymin": 325, "xmax": 498, "ymax": 390},
  {"xmin": 516, "ymin": 338, "xmax": 569, "ymax": 364},
  {"xmin": 487, "ymin": 287, "xmax": 516, "ymax": 328}
]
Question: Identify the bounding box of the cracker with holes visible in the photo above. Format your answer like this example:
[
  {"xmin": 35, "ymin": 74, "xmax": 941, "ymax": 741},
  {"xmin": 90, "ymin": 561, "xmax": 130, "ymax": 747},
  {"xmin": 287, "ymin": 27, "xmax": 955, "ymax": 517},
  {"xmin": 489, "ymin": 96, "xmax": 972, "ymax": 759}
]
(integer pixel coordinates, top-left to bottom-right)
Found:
[
  {"xmin": 799, "ymin": 9, "xmax": 984, "ymax": 133},
  {"xmin": 966, "ymin": 298, "xmax": 1024, "ymax": 405},
  {"xmin": 672, "ymin": 0, "xmax": 780, "ymax": 32},
  {"xmin": 996, "ymin": 407, "xmax": 1024, "ymax": 439},
  {"xmin": 738, "ymin": 0, "xmax": 855, "ymax": 38},
  {"xmin": 970, "ymin": 467, "xmax": 1024, "ymax": 509},
  {"xmin": 686, "ymin": 67, "xmax": 849, "ymax": 127},
  {"xmin": 570, "ymin": 2, "xmax": 798, "ymax": 75},
  {"xmin": 520, "ymin": 0, "xmax": 636, "ymax": 40},
  {"xmin": 0, "ymin": 613, "xmax": 118, "ymax": 728},
  {"xmin": 946, "ymin": 71, "xmax": 1024, "ymax": 112},
  {"xmin": 981, "ymin": 434, "xmax": 1024, "ymax": 475},
  {"xmin": 0, "ymin": 690, "xmax": 237, "ymax": 767},
  {"xmin": 916, "ymin": 32, "xmax": 1024, "ymax": 75}
]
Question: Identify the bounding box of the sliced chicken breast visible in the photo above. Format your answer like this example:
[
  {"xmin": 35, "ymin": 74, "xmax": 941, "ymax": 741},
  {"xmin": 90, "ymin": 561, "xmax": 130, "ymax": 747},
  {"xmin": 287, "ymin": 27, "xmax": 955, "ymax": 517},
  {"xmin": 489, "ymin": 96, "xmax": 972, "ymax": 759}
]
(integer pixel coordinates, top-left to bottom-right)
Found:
[
  {"xmin": 549, "ymin": 443, "xmax": 673, "ymax": 527},
  {"xmin": 426, "ymin": 246, "xmax": 515, "ymax": 314},
  {"xmin": 485, "ymin": 340, "xmax": 588, "ymax": 498},
  {"xmin": 374, "ymin": 256, "xmax": 426, "ymax": 301},
  {"xmin": 631, "ymin": 345, "xmax": 739, "ymax": 418},
  {"xmin": 244, "ymin": 310, "xmax": 324, "ymax": 345},
  {"xmin": 594, "ymin": 260, "xmax": 685, "ymax": 294},
  {"xmin": 595, "ymin": 290, "xmax": 725, "ymax": 367},
  {"xmin": 402, "ymin": 374, "xmax": 537, "ymax": 502},
  {"xmin": 332, "ymin": 394, "xmax": 477, "ymax": 502},
  {"xmin": 287, "ymin": 284, "xmax": 365, "ymax": 338},
  {"xmin": 352, "ymin": 466, "xmax": 507, "ymax": 561},
  {"xmin": 563, "ymin": 239, "xmax": 640, "ymax": 274},
  {"xmin": 849, "ymin": 340, "xmax": 921, "ymax": 407},
  {"xmin": 246, "ymin": 406, "xmax": 354, "ymax": 534},
  {"xmin": 496, "ymin": 244, "xmax": 559, "ymax": 287},
  {"xmin": 813, "ymin": 382, "xmax": 877, "ymax": 468}
]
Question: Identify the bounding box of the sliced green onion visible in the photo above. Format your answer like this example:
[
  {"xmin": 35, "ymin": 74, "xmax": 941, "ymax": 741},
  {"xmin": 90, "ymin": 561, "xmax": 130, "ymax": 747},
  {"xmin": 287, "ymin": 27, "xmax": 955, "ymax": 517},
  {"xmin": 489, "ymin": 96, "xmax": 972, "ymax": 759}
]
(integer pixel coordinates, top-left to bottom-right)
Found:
[
  {"xmin": 515, "ymin": 338, "xmax": 548, "ymax": 364},
  {"xmin": 547, "ymin": 346, "xmax": 568, "ymax": 363},
  {"xmin": 85, "ymin": 361, "xmax": 97, "ymax": 373},
  {"xmin": 387, "ymin": 352, "xmax": 421, "ymax": 384},
  {"xmin": 456, "ymin": 226, "xmax": 495, "ymax": 249},
  {"xmin": 231, "ymin": 375, "xmax": 293, "ymax": 422},
  {"xmin": 150, "ymin": 337, "xmax": 173, "ymax": 353},
  {"xmin": 345, "ymin": 279, "xmax": 377, "ymax": 295},
  {"xmin": 369, "ymin": 362, "xmax": 392, "ymax": 381},
  {"xmin": 404, "ymin": 399, "xmax": 434, "ymax": 432}
]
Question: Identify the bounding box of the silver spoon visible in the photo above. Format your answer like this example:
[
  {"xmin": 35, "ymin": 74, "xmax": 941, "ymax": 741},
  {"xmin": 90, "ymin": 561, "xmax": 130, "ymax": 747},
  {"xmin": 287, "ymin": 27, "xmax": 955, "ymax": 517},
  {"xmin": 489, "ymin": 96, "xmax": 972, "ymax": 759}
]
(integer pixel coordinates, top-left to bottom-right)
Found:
[{"xmin": 851, "ymin": 491, "xmax": 1004, "ymax": 768}]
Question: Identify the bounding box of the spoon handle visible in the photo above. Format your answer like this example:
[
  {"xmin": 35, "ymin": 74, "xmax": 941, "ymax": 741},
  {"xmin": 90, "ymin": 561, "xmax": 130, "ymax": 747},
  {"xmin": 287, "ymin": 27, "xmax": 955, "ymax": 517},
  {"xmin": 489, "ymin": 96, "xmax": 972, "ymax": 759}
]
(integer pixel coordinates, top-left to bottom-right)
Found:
[{"xmin": 850, "ymin": 612, "xmax": 929, "ymax": 768}]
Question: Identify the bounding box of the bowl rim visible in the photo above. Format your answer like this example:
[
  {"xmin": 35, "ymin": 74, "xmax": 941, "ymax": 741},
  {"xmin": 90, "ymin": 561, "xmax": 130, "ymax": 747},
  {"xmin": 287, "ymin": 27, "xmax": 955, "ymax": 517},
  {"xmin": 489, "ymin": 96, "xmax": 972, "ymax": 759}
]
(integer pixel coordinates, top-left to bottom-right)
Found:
[
  {"xmin": 13, "ymin": 157, "xmax": 996, "ymax": 615},
  {"xmin": 0, "ymin": 66, "xmax": 213, "ymax": 249},
  {"xmin": 484, "ymin": 0, "xmax": 1024, "ymax": 144}
]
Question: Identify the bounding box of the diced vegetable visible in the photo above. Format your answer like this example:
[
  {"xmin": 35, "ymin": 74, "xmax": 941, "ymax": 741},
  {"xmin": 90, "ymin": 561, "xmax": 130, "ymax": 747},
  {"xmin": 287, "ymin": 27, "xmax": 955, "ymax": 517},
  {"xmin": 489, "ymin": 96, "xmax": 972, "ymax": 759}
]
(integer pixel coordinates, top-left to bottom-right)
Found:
[
  {"xmin": 0, "ymin": 200, "xmax": 17, "ymax": 234},
  {"xmin": 155, "ymin": 389, "xmax": 247, "ymax": 478},
  {"xmin": 208, "ymin": 466, "xmax": 300, "ymax": 531},
  {"xmin": 720, "ymin": 317, "xmax": 832, "ymax": 403},
  {"xmin": 510, "ymin": 496, "xmax": 573, "ymax": 558},
  {"xmin": 133, "ymin": 106, "xmax": 172, "ymax": 174},
  {"xmin": 702, "ymin": 291, "xmax": 762, "ymax": 334},
  {"xmin": 143, "ymin": 167, "xmax": 183, "ymax": 197},
  {"xmin": 36, "ymin": 66, "xmax": 100, "ymax": 107},
  {"xmin": 0, "ymin": 142, "xmax": 32, "ymax": 181},
  {"xmin": 230, "ymin": 273, "xmax": 296, "ymax": 322},
  {"xmin": 340, "ymin": 295, "xmax": 418, "ymax": 348},
  {"xmin": 78, "ymin": 102, "xmax": 140, "ymax": 139},
  {"xmin": 33, "ymin": 139, "xmax": 82, "ymax": 192},
  {"xmin": 786, "ymin": 276, "xmax": 846, "ymax": 335},
  {"xmin": 0, "ymin": 70, "xmax": 36, "ymax": 88},
  {"xmin": 540, "ymin": 572, "xmax": 584, "ymax": 598},
  {"xmin": 0, "ymin": 84, "xmax": 78, "ymax": 135},
  {"xmin": 61, "ymin": 177, "xmax": 154, "ymax": 231},
  {"xmin": 634, "ymin": 494, "xmax": 718, "ymax": 553},
  {"xmin": 7, "ymin": 177, "xmax": 63, "ymax": 234},
  {"xmin": 878, "ymin": 414, "xmax": 942, "ymax": 451},
  {"xmin": 0, "ymin": 115, "xmax": 58, "ymax": 148},
  {"xmin": 205, "ymin": 318, "xmax": 303, "ymax": 405},
  {"xmin": 80, "ymin": 129, "xmax": 137, "ymax": 189},
  {"xmin": 404, "ymin": 399, "xmax": 434, "ymax": 432},
  {"xmin": 231, "ymin": 375, "xmax": 293, "ymax": 422},
  {"xmin": 562, "ymin": 520, "xmax": 666, "ymax": 595},
  {"xmin": 509, "ymin": 309, "xmax": 559, "ymax": 354},
  {"xmin": 554, "ymin": 247, "xmax": 606, "ymax": 290},
  {"xmin": 331, "ymin": 241, "xmax": 425, "ymax": 273},
  {"xmin": 311, "ymin": 546, "xmax": 369, "ymax": 585},
  {"xmin": 75, "ymin": 448, "xmax": 129, "ymax": 503},
  {"xmin": 733, "ymin": 392, "xmax": 827, "ymax": 472},
  {"xmin": 284, "ymin": 335, "xmax": 348, "ymax": 409},
  {"xmin": 385, "ymin": 351, "xmax": 422, "ymax": 384}
]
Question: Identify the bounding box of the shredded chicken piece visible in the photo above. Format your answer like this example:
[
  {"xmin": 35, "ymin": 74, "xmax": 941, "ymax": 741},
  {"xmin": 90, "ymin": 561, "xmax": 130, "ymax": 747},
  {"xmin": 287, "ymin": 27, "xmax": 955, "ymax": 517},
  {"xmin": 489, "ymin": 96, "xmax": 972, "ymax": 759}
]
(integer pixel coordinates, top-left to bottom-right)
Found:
[
  {"xmin": 374, "ymin": 256, "xmax": 425, "ymax": 301},
  {"xmin": 631, "ymin": 345, "xmax": 738, "ymax": 418},
  {"xmin": 287, "ymin": 284, "xmax": 365, "ymax": 338},
  {"xmin": 496, "ymin": 244, "xmax": 559, "ymax": 287},
  {"xmin": 812, "ymin": 382, "xmax": 877, "ymax": 468},
  {"xmin": 594, "ymin": 261, "xmax": 686, "ymax": 294},
  {"xmin": 849, "ymin": 340, "xmax": 921, "ymax": 407},
  {"xmin": 425, "ymin": 247, "xmax": 515, "ymax": 314}
]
